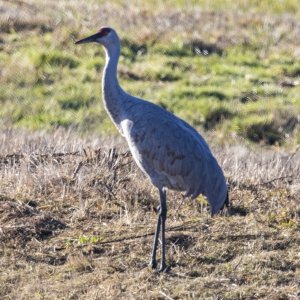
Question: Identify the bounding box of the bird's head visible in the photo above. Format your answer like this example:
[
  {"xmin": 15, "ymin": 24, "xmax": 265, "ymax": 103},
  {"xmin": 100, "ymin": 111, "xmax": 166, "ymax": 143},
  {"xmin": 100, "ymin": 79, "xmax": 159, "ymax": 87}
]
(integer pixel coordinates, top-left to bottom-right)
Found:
[{"xmin": 75, "ymin": 27, "xmax": 119, "ymax": 48}]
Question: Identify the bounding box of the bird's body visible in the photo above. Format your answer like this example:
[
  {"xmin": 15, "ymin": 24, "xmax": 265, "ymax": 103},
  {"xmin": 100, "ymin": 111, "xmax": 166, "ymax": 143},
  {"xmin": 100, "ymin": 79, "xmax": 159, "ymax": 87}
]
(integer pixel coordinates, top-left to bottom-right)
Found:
[
  {"xmin": 120, "ymin": 98, "xmax": 227, "ymax": 214},
  {"xmin": 76, "ymin": 27, "xmax": 228, "ymax": 272}
]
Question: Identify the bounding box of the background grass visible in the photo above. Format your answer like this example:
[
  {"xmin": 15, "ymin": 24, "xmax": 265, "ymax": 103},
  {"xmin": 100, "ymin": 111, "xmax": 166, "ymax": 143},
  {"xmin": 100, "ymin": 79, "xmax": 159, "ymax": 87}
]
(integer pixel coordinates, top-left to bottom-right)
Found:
[
  {"xmin": 0, "ymin": 0, "xmax": 300, "ymax": 147},
  {"xmin": 0, "ymin": 1, "xmax": 300, "ymax": 299}
]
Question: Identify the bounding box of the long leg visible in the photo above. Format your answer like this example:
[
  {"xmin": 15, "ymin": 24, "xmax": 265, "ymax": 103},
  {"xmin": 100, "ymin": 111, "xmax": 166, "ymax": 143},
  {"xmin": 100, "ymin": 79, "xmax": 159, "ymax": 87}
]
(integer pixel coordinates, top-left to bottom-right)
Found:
[
  {"xmin": 158, "ymin": 188, "xmax": 167, "ymax": 272},
  {"xmin": 149, "ymin": 188, "xmax": 168, "ymax": 271},
  {"xmin": 149, "ymin": 207, "xmax": 161, "ymax": 269}
]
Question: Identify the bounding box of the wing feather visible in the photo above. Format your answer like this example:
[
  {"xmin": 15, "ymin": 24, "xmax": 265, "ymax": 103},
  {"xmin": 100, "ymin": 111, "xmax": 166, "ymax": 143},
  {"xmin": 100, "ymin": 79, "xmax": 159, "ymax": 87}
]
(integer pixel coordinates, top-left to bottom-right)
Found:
[{"xmin": 123, "ymin": 107, "xmax": 210, "ymax": 193}]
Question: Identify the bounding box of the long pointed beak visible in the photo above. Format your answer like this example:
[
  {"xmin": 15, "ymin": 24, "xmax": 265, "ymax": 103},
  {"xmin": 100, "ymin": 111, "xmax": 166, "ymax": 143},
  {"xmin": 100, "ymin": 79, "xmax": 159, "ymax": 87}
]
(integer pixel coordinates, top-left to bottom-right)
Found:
[{"xmin": 75, "ymin": 32, "xmax": 100, "ymax": 45}]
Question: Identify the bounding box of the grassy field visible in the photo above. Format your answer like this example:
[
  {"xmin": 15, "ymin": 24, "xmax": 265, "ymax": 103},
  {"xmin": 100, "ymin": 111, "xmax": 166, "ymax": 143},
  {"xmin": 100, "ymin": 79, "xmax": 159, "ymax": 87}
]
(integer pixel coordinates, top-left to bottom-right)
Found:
[
  {"xmin": 0, "ymin": 0, "xmax": 300, "ymax": 299},
  {"xmin": 1, "ymin": 0, "xmax": 300, "ymax": 146}
]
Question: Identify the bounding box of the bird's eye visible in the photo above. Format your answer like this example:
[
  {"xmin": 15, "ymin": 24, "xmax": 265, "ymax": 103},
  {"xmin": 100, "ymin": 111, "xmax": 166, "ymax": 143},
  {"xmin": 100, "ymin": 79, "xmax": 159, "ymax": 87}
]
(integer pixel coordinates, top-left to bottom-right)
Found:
[{"xmin": 99, "ymin": 28, "xmax": 110, "ymax": 37}]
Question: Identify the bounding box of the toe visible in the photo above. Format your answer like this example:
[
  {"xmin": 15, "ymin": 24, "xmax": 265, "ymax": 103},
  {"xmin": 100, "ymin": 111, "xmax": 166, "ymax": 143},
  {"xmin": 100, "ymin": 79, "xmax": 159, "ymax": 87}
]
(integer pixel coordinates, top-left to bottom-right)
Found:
[{"xmin": 149, "ymin": 260, "xmax": 157, "ymax": 269}]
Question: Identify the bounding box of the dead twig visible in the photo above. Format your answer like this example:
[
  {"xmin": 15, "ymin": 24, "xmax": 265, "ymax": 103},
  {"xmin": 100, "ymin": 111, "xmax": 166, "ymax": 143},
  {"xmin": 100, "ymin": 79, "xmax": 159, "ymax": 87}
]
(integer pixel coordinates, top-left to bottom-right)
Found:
[{"xmin": 259, "ymin": 174, "xmax": 298, "ymax": 186}]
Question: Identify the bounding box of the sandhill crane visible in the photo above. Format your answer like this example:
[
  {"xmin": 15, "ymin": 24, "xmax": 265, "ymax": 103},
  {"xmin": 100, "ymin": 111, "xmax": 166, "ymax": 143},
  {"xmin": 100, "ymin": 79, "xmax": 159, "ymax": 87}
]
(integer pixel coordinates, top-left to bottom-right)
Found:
[{"xmin": 75, "ymin": 27, "xmax": 229, "ymax": 272}]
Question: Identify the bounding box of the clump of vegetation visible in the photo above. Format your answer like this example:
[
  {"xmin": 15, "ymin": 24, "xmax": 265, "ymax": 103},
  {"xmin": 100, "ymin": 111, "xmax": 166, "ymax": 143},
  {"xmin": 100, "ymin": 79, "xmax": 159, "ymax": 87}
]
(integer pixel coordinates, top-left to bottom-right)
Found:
[
  {"xmin": 36, "ymin": 51, "xmax": 80, "ymax": 69},
  {"xmin": 121, "ymin": 38, "xmax": 148, "ymax": 61},
  {"xmin": 204, "ymin": 106, "xmax": 234, "ymax": 129}
]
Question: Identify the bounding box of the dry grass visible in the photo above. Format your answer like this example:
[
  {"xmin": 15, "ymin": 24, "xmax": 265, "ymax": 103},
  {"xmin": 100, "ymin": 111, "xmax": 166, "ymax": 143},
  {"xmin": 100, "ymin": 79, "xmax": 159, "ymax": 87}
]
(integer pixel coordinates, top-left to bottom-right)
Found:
[
  {"xmin": 2, "ymin": 0, "xmax": 300, "ymax": 52},
  {"xmin": 0, "ymin": 129, "xmax": 299, "ymax": 299}
]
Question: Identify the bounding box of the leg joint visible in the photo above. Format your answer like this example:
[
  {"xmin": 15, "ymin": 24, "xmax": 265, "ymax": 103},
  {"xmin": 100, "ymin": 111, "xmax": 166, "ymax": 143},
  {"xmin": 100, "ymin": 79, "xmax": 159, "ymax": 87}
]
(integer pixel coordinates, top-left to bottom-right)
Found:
[{"xmin": 159, "ymin": 205, "xmax": 167, "ymax": 219}]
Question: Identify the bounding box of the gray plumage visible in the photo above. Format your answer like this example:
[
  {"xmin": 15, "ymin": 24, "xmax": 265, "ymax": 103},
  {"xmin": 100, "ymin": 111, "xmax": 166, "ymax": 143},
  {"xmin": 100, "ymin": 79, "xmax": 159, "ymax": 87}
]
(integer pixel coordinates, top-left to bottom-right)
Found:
[{"xmin": 75, "ymin": 27, "xmax": 228, "ymax": 272}]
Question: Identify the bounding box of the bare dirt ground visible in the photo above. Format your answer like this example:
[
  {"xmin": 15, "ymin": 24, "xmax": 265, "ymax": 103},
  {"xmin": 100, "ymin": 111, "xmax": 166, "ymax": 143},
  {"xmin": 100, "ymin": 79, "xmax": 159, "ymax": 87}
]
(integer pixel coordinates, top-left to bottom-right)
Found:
[{"xmin": 0, "ymin": 129, "xmax": 299, "ymax": 299}]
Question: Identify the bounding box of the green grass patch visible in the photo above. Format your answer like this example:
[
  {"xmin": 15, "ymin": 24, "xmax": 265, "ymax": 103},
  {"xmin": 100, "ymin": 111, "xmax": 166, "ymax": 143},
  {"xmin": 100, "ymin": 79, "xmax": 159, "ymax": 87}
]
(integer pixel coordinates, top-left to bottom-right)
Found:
[{"xmin": 0, "ymin": 0, "xmax": 300, "ymax": 145}]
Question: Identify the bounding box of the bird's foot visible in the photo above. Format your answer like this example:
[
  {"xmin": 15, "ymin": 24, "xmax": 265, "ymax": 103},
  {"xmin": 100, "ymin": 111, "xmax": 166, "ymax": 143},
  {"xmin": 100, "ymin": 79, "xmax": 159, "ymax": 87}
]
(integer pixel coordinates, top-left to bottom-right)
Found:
[
  {"xmin": 156, "ymin": 263, "xmax": 170, "ymax": 273},
  {"xmin": 149, "ymin": 259, "xmax": 157, "ymax": 269},
  {"xmin": 149, "ymin": 260, "xmax": 170, "ymax": 273}
]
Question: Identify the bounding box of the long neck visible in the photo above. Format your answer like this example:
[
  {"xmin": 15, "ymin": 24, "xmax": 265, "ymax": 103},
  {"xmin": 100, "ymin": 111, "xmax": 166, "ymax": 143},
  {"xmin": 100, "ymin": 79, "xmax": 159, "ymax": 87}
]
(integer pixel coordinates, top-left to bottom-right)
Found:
[{"xmin": 102, "ymin": 43, "xmax": 124, "ymax": 125}]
